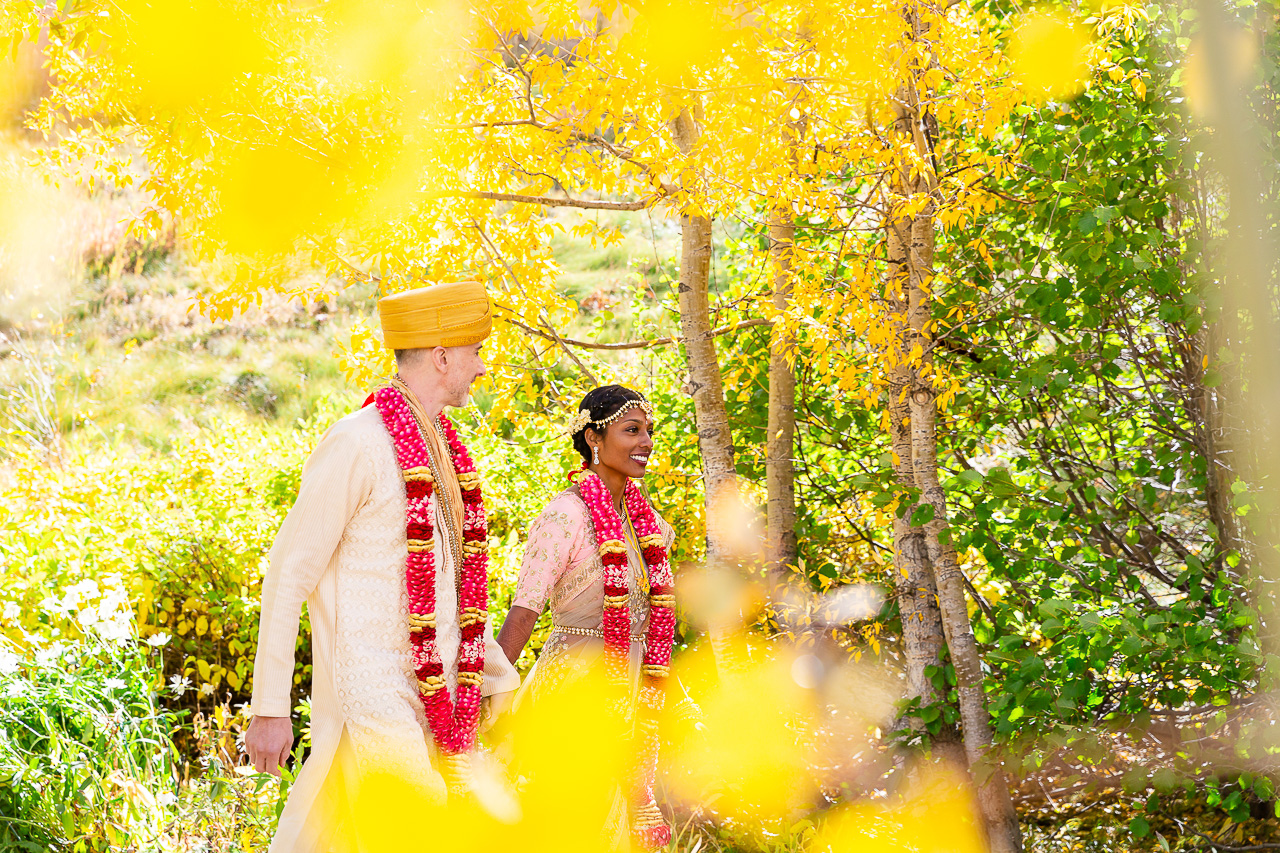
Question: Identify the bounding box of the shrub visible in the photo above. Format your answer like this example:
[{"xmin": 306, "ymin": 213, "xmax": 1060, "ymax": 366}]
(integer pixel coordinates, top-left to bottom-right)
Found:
[{"xmin": 0, "ymin": 583, "xmax": 177, "ymax": 851}]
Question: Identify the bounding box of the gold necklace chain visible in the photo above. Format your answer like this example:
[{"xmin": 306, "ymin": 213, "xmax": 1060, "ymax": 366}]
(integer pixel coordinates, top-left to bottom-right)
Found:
[
  {"xmin": 622, "ymin": 504, "xmax": 650, "ymax": 595},
  {"xmin": 392, "ymin": 378, "xmax": 463, "ymax": 589}
]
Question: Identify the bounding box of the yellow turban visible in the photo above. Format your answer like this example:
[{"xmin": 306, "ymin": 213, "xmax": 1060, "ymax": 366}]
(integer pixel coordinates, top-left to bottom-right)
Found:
[{"xmin": 378, "ymin": 280, "xmax": 493, "ymax": 349}]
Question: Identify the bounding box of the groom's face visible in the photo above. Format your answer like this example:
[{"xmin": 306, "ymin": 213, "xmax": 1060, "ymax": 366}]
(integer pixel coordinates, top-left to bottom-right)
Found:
[{"xmin": 439, "ymin": 342, "xmax": 487, "ymax": 407}]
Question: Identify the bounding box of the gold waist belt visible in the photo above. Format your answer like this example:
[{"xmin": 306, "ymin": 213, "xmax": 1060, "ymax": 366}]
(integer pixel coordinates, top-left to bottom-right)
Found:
[{"xmin": 551, "ymin": 625, "xmax": 647, "ymax": 644}]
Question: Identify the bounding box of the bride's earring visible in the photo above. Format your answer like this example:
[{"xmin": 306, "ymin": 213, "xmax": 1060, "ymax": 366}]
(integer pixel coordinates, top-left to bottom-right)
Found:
[{"xmin": 592, "ymin": 445, "xmax": 600, "ymax": 465}]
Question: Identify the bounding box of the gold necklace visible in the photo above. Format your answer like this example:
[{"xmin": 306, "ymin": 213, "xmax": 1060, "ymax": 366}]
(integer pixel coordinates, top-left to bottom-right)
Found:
[
  {"xmin": 622, "ymin": 503, "xmax": 651, "ymax": 595},
  {"xmin": 391, "ymin": 377, "xmax": 463, "ymax": 588}
]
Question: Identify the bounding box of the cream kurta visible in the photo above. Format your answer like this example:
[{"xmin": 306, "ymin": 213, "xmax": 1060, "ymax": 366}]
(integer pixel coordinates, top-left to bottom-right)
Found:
[{"xmin": 251, "ymin": 404, "xmax": 520, "ymax": 853}]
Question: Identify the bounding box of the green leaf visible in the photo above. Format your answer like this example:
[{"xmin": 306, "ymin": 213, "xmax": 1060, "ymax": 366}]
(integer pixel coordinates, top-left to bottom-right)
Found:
[
  {"xmin": 1038, "ymin": 598, "xmax": 1073, "ymax": 618},
  {"xmin": 1093, "ymin": 205, "xmax": 1118, "ymax": 224},
  {"xmin": 910, "ymin": 504, "xmax": 936, "ymax": 527},
  {"xmin": 1130, "ymin": 817, "xmax": 1150, "ymax": 838}
]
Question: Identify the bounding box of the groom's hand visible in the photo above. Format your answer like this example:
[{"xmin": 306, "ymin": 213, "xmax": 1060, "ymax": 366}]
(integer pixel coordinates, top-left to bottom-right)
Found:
[{"xmin": 245, "ymin": 715, "xmax": 294, "ymax": 776}]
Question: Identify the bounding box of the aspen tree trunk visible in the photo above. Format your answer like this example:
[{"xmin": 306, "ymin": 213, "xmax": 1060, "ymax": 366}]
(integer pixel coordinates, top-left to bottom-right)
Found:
[
  {"xmin": 1174, "ymin": 192, "xmax": 1245, "ymax": 559},
  {"xmin": 671, "ymin": 104, "xmax": 740, "ymax": 673},
  {"xmin": 1186, "ymin": 320, "xmax": 1244, "ymax": 558},
  {"xmin": 764, "ymin": 82, "xmax": 806, "ymax": 582},
  {"xmin": 885, "ymin": 213, "xmax": 953, "ymax": 724},
  {"xmin": 903, "ymin": 207, "xmax": 1021, "ymax": 853},
  {"xmin": 766, "ymin": 207, "xmax": 798, "ymax": 578},
  {"xmin": 670, "ymin": 106, "xmax": 737, "ymax": 523},
  {"xmin": 886, "ymin": 3, "xmax": 1022, "ymax": 850}
]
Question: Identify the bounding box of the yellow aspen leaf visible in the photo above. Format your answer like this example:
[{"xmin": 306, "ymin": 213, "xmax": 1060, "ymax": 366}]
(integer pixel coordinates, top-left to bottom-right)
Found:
[
  {"xmin": 623, "ymin": 0, "xmax": 732, "ymax": 86},
  {"xmin": 1009, "ymin": 12, "xmax": 1092, "ymax": 102},
  {"xmin": 105, "ymin": 0, "xmax": 270, "ymax": 112}
]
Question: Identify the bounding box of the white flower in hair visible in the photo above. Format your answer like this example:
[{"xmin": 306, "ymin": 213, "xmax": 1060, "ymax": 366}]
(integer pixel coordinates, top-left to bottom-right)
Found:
[{"xmin": 566, "ymin": 408, "xmax": 593, "ymax": 435}]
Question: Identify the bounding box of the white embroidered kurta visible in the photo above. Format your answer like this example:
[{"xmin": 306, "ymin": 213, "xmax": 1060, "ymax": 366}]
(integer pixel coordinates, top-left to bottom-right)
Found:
[{"xmin": 251, "ymin": 404, "xmax": 520, "ymax": 853}]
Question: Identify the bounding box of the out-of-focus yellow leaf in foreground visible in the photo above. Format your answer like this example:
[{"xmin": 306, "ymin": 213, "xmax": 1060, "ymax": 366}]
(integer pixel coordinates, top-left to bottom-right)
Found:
[
  {"xmin": 622, "ymin": 0, "xmax": 732, "ymax": 86},
  {"xmin": 105, "ymin": 0, "xmax": 269, "ymax": 111},
  {"xmin": 503, "ymin": 666, "xmax": 630, "ymax": 850},
  {"xmin": 347, "ymin": 666, "xmax": 628, "ymax": 853},
  {"xmin": 1008, "ymin": 11, "xmax": 1092, "ymax": 102},
  {"xmin": 811, "ymin": 766, "xmax": 988, "ymax": 853},
  {"xmin": 0, "ymin": 45, "xmax": 41, "ymax": 127},
  {"xmin": 207, "ymin": 144, "xmax": 336, "ymax": 258},
  {"xmin": 318, "ymin": 0, "xmax": 469, "ymax": 96},
  {"xmin": 665, "ymin": 639, "xmax": 817, "ymax": 822}
]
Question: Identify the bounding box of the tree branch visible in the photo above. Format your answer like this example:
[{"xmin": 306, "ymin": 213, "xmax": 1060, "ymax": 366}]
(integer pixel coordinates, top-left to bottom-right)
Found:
[
  {"xmin": 504, "ymin": 317, "xmax": 772, "ymax": 350},
  {"xmin": 468, "ymin": 218, "xmax": 600, "ymax": 385},
  {"xmin": 437, "ymin": 190, "xmax": 660, "ymax": 211}
]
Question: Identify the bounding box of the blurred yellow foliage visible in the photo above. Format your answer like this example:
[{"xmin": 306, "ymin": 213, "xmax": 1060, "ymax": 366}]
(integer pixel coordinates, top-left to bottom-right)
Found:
[
  {"xmin": 622, "ymin": 0, "xmax": 733, "ymax": 85},
  {"xmin": 105, "ymin": 0, "xmax": 269, "ymax": 112},
  {"xmin": 1008, "ymin": 11, "xmax": 1093, "ymax": 102},
  {"xmin": 666, "ymin": 640, "xmax": 818, "ymax": 822},
  {"xmin": 347, "ymin": 667, "xmax": 629, "ymax": 852},
  {"xmin": 208, "ymin": 143, "xmax": 337, "ymax": 257},
  {"xmin": 811, "ymin": 766, "xmax": 988, "ymax": 853}
]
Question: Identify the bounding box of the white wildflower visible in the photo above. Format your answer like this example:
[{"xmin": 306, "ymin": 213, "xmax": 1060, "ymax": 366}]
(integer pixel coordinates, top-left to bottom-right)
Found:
[
  {"xmin": 76, "ymin": 604, "xmax": 101, "ymax": 628},
  {"xmin": 147, "ymin": 632, "xmax": 172, "ymax": 648},
  {"xmin": 169, "ymin": 674, "xmax": 191, "ymax": 697},
  {"xmin": 199, "ymin": 683, "xmax": 215, "ymax": 697},
  {"xmin": 66, "ymin": 579, "xmax": 100, "ymax": 607},
  {"xmin": 95, "ymin": 612, "xmax": 134, "ymax": 644},
  {"xmin": 104, "ymin": 678, "xmax": 127, "ymax": 690},
  {"xmin": 42, "ymin": 595, "xmax": 74, "ymax": 619},
  {"xmin": 34, "ymin": 642, "xmax": 66, "ymax": 667},
  {"xmin": 1, "ymin": 601, "xmax": 21, "ymax": 623},
  {"xmin": 0, "ymin": 647, "xmax": 20, "ymax": 676},
  {"xmin": 156, "ymin": 791, "xmax": 178, "ymax": 807}
]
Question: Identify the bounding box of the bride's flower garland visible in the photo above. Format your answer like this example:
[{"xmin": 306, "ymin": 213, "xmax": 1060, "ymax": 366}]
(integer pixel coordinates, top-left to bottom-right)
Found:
[
  {"xmin": 576, "ymin": 470, "xmax": 676, "ymax": 849},
  {"xmin": 374, "ymin": 385, "xmax": 489, "ymax": 774}
]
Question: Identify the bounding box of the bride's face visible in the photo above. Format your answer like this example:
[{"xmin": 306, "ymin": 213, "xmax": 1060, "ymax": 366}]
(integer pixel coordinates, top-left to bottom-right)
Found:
[{"xmin": 595, "ymin": 410, "xmax": 655, "ymax": 479}]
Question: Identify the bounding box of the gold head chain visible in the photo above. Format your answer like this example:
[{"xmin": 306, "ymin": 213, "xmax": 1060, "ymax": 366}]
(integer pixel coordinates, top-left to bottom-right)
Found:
[{"xmin": 564, "ymin": 398, "xmax": 654, "ymax": 436}]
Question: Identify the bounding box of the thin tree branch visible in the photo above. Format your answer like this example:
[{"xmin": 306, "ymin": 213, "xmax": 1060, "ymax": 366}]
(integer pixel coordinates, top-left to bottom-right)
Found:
[
  {"xmin": 504, "ymin": 317, "xmax": 772, "ymax": 350},
  {"xmin": 435, "ymin": 190, "xmax": 660, "ymax": 211},
  {"xmin": 1186, "ymin": 832, "xmax": 1280, "ymax": 852},
  {"xmin": 468, "ymin": 219, "xmax": 600, "ymax": 385}
]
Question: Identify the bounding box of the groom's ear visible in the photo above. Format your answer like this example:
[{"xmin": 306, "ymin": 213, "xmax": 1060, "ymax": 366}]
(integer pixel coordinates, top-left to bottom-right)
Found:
[{"xmin": 429, "ymin": 345, "xmax": 450, "ymax": 373}]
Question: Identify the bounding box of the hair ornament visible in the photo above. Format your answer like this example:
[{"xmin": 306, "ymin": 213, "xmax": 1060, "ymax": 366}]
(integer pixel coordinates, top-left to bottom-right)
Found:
[
  {"xmin": 565, "ymin": 398, "xmax": 654, "ymax": 437},
  {"xmin": 565, "ymin": 408, "xmax": 593, "ymax": 436},
  {"xmin": 594, "ymin": 398, "xmax": 653, "ymax": 429}
]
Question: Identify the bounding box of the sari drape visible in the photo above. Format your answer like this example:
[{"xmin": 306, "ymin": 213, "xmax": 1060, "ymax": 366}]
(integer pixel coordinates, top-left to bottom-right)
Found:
[{"xmin": 508, "ymin": 486, "xmax": 676, "ymax": 845}]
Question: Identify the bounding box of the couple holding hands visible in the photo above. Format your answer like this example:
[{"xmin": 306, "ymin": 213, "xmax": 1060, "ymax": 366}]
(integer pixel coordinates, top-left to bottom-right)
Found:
[{"xmin": 244, "ymin": 280, "xmax": 677, "ymax": 852}]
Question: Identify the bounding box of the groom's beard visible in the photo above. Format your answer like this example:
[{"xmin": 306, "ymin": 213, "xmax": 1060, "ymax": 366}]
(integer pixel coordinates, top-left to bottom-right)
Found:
[{"xmin": 446, "ymin": 376, "xmax": 474, "ymax": 408}]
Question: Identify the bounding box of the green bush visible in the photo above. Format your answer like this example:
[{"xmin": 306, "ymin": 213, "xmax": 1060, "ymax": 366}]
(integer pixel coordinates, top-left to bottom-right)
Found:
[{"xmin": 0, "ymin": 614, "xmax": 176, "ymax": 851}]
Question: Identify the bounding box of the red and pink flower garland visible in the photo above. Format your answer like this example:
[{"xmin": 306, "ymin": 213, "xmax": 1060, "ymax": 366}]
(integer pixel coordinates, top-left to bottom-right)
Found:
[
  {"xmin": 576, "ymin": 470, "xmax": 676, "ymax": 849},
  {"xmin": 374, "ymin": 385, "xmax": 489, "ymax": 759}
]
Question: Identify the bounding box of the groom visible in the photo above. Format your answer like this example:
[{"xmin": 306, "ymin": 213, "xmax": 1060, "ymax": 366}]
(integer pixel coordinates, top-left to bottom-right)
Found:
[{"xmin": 244, "ymin": 280, "xmax": 520, "ymax": 853}]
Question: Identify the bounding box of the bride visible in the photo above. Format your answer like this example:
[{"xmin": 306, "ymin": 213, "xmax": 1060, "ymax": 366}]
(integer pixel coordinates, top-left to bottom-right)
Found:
[{"xmin": 496, "ymin": 384, "xmax": 677, "ymax": 849}]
